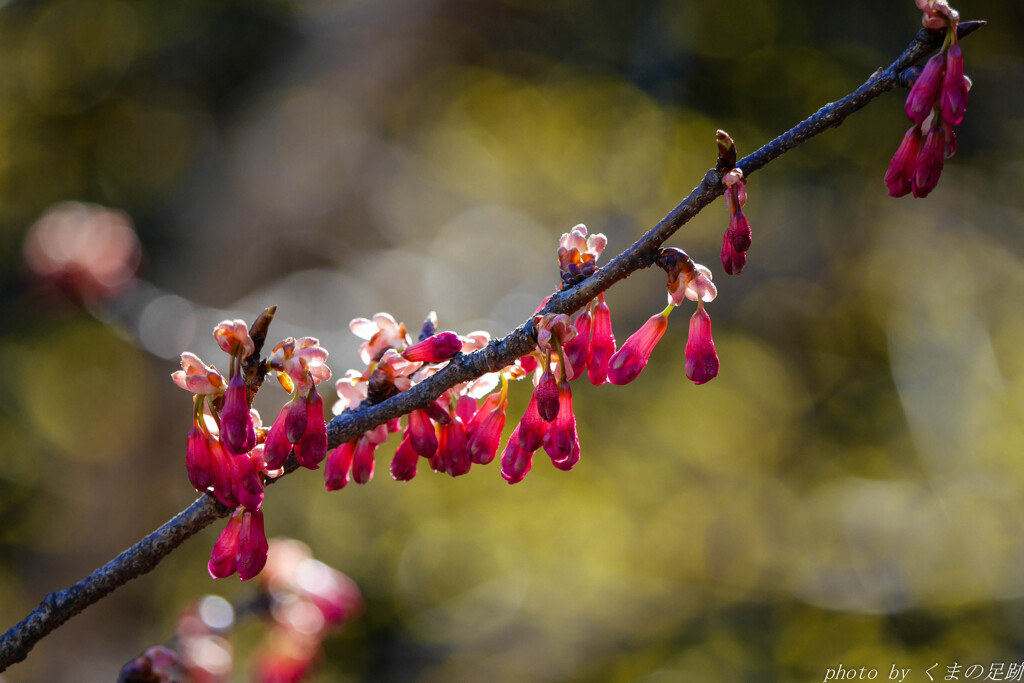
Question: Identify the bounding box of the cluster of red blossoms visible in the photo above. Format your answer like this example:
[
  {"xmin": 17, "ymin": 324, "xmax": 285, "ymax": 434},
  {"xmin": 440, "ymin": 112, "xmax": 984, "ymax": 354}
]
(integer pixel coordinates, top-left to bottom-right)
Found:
[
  {"xmin": 886, "ymin": 0, "xmax": 969, "ymax": 198},
  {"xmin": 173, "ymin": 321, "xmax": 331, "ymax": 580}
]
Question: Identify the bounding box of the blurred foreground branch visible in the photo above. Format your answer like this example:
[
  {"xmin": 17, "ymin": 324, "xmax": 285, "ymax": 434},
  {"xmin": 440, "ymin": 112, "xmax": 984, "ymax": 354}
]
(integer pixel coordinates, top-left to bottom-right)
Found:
[{"xmin": 0, "ymin": 20, "xmax": 983, "ymax": 673}]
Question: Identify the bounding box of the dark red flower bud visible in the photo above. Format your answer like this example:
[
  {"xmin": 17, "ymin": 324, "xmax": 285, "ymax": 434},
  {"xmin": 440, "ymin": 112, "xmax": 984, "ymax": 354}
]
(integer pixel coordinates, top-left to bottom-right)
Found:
[
  {"xmin": 352, "ymin": 436, "xmax": 377, "ymax": 484},
  {"xmin": 588, "ymin": 294, "xmax": 616, "ymax": 386},
  {"xmin": 607, "ymin": 311, "xmax": 669, "ymax": 385},
  {"xmin": 467, "ymin": 393, "xmax": 506, "ymax": 465},
  {"xmin": 685, "ymin": 306, "xmax": 719, "ymax": 385},
  {"xmin": 563, "ymin": 309, "xmax": 592, "ymax": 379},
  {"xmin": 284, "ymin": 395, "xmax": 308, "ymax": 445},
  {"xmin": 940, "ymin": 43, "xmax": 967, "ymax": 125},
  {"xmin": 456, "ymin": 395, "xmax": 478, "ymax": 424},
  {"xmin": 905, "ymin": 52, "xmax": 944, "ymax": 124},
  {"xmin": 501, "ymin": 426, "xmax": 534, "ymax": 485},
  {"xmin": 517, "ymin": 392, "xmax": 549, "ymax": 452},
  {"xmin": 407, "ymin": 408, "xmax": 438, "ymax": 457},
  {"xmin": 236, "ymin": 509, "xmax": 269, "ymax": 581},
  {"xmin": 208, "ymin": 512, "xmax": 242, "ymax": 579},
  {"xmin": 542, "ymin": 381, "xmax": 578, "ymax": 467},
  {"xmin": 534, "ymin": 367, "xmax": 559, "ymax": 422},
  {"xmin": 912, "ymin": 123, "xmax": 946, "ymax": 198},
  {"xmin": 294, "ymin": 390, "xmax": 327, "ymax": 469},
  {"xmin": 186, "ymin": 426, "xmax": 214, "ymax": 492},
  {"xmin": 885, "ymin": 126, "xmax": 923, "ymax": 198},
  {"xmin": 439, "ymin": 416, "xmax": 470, "ymax": 477}
]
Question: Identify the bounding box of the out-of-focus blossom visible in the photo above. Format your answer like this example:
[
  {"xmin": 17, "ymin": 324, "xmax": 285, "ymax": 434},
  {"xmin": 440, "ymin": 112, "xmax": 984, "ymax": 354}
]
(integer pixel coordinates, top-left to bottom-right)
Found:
[
  {"xmin": 23, "ymin": 202, "xmax": 141, "ymax": 302},
  {"xmin": 118, "ymin": 646, "xmax": 181, "ymax": 683}
]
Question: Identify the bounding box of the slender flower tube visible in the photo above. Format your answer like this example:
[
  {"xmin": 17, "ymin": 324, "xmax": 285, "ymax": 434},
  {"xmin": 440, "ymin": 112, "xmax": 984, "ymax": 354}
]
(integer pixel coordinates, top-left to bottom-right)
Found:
[
  {"xmin": 517, "ymin": 392, "xmax": 549, "ymax": 452},
  {"xmin": 563, "ymin": 308, "xmax": 592, "ymax": 379},
  {"xmin": 885, "ymin": 126, "xmax": 923, "ymax": 197},
  {"xmin": 467, "ymin": 391, "xmax": 507, "ymax": 465},
  {"xmin": 588, "ymin": 294, "xmax": 616, "ymax": 385},
  {"xmin": 230, "ymin": 452, "xmax": 265, "ymax": 511},
  {"xmin": 351, "ymin": 436, "xmax": 377, "ymax": 484},
  {"xmin": 455, "ymin": 395, "xmax": 478, "ymax": 425},
  {"xmin": 607, "ymin": 306, "xmax": 672, "ymax": 385},
  {"xmin": 294, "ymin": 389, "xmax": 327, "ymax": 470},
  {"xmin": 905, "ymin": 52, "xmax": 945, "ymax": 124},
  {"xmin": 236, "ymin": 509, "xmax": 269, "ymax": 581},
  {"xmin": 221, "ymin": 374, "xmax": 256, "ymax": 455},
  {"xmin": 284, "ymin": 394, "xmax": 309, "ymax": 445},
  {"xmin": 262, "ymin": 406, "xmax": 293, "ymax": 469},
  {"xmin": 208, "ymin": 511, "xmax": 243, "ymax": 579},
  {"xmin": 439, "ymin": 416, "xmax": 470, "ymax": 477},
  {"xmin": 684, "ymin": 302, "xmax": 719, "ymax": 385},
  {"xmin": 542, "ymin": 380, "xmax": 578, "ymax": 467},
  {"xmin": 941, "ymin": 42, "xmax": 967, "ymax": 125},
  {"xmin": 186, "ymin": 425, "xmax": 215, "ymax": 493},
  {"xmin": 534, "ymin": 364, "xmax": 559, "ymax": 423},
  {"xmin": 500, "ymin": 426, "xmax": 534, "ymax": 485},
  {"xmin": 390, "ymin": 435, "xmax": 419, "ymax": 481},
  {"xmin": 407, "ymin": 408, "xmax": 438, "ymax": 457},
  {"xmin": 912, "ymin": 119, "xmax": 946, "ymax": 198},
  {"xmin": 325, "ymin": 440, "xmax": 356, "ymax": 491}
]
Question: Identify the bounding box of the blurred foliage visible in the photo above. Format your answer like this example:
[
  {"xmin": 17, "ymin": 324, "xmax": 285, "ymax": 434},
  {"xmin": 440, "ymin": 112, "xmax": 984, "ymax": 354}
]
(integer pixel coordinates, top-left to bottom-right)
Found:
[{"xmin": 0, "ymin": 0, "xmax": 1023, "ymax": 681}]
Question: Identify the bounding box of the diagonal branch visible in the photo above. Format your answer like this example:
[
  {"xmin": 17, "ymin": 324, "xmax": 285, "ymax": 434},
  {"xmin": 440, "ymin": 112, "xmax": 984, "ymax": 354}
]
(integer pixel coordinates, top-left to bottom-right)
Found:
[{"xmin": 0, "ymin": 20, "xmax": 982, "ymax": 673}]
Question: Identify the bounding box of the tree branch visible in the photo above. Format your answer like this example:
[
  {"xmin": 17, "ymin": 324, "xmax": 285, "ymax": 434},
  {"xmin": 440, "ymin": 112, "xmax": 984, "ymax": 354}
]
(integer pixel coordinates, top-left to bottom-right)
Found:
[{"xmin": 0, "ymin": 20, "xmax": 982, "ymax": 673}]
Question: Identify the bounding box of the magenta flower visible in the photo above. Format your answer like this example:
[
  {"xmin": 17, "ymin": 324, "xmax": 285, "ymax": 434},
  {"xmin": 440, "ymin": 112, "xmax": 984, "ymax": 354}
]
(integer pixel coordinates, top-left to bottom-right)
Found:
[
  {"xmin": 720, "ymin": 169, "xmax": 752, "ymax": 276},
  {"xmin": 905, "ymin": 52, "xmax": 945, "ymax": 125},
  {"xmin": 588, "ymin": 294, "xmax": 616, "ymax": 385},
  {"xmin": 542, "ymin": 380, "xmax": 578, "ymax": 469},
  {"xmin": 941, "ymin": 42, "xmax": 967, "ymax": 125},
  {"xmin": 390, "ymin": 435, "xmax": 419, "ymax": 481},
  {"xmin": 221, "ymin": 374, "xmax": 256, "ymax": 455},
  {"xmin": 401, "ymin": 331, "xmax": 462, "ymax": 363},
  {"xmin": 236, "ymin": 509, "xmax": 269, "ymax": 581},
  {"xmin": 406, "ymin": 408, "xmax": 439, "ymax": 458},
  {"xmin": 466, "ymin": 392, "xmax": 507, "ymax": 465},
  {"xmin": 284, "ymin": 394, "xmax": 309, "ymax": 445},
  {"xmin": 607, "ymin": 309, "xmax": 670, "ymax": 385},
  {"xmin": 884, "ymin": 126, "xmax": 923, "ymax": 197},
  {"xmin": 563, "ymin": 308, "xmax": 592, "ymax": 378},
  {"xmin": 294, "ymin": 389, "xmax": 327, "ymax": 470},
  {"xmin": 325, "ymin": 440, "xmax": 356, "ymax": 491},
  {"xmin": 517, "ymin": 391, "xmax": 549, "ymax": 452},
  {"xmin": 912, "ymin": 120, "xmax": 946, "ymax": 198},
  {"xmin": 230, "ymin": 450, "xmax": 265, "ymax": 511},
  {"xmin": 186, "ymin": 426, "xmax": 214, "ymax": 493},
  {"xmin": 685, "ymin": 304, "xmax": 719, "ymax": 385},
  {"xmin": 208, "ymin": 511, "xmax": 242, "ymax": 579},
  {"xmin": 500, "ymin": 426, "xmax": 534, "ymax": 485},
  {"xmin": 262, "ymin": 406, "xmax": 293, "ymax": 469},
  {"xmin": 438, "ymin": 416, "xmax": 470, "ymax": 477},
  {"xmin": 351, "ymin": 436, "xmax": 377, "ymax": 484},
  {"xmin": 534, "ymin": 366, "xmax": 560, "ymax": 422}
]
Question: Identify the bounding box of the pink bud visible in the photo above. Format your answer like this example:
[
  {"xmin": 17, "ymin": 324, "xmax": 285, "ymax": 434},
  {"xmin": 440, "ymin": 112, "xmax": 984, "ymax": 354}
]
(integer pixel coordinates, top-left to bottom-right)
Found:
[
  {"xmin": 221, "ymin": 374, "xmax": 256, "ymax": 455},
  {"xmin": 284, "ymin": 395, "xmax": 308, "ymax": 444},
  {"xmin": 186, "ymin": 426, "xmax": 215, "ymax": 492},
  {"xmin": 912, "ymin": 124, "xmax": 945, "ymax": 198},
  {"xmin": 439, "ymin": 416, "xmax": 470, "ymax": 477},
  {"xmin": 325, "ymin": 440, "xmax": 356, "ymax": 491},
  {"xmin": 940, "ymin": 43, "xmax": 967, "ymax": 125},
  {"xmin": 390, "ymin": 435, "xmax": 419, "ymax": 481},
  {"xmin": 588, "ymin": 295, "xmax": 616, "ymax": 386},
  {"xmin": 520, "ymin": 354, "xmax": 538, "ymax": 374},
  {"xmin": 905, "ymin": 52, "xmax": 944, "ymax": 125},
  {"xmin": 728, "ymin": 210, "xmax": 752, "ymax": 253},
  {"xmin": 534, "ymin": 367, "xmax": 559, "ymax": 422},
  {"xmin": 407, "ymin": 408, "xmax": 438, "ymax": 457},
  {"xmin": 236, "ymin": 509, "xmax": 269, "ymax": 581},
  {"xmin": 294, "ymin": 390, "xmax": 327, "ymax": 469},
  {"xmin": 467, "ymin": 393, "xmax": 506, "ymax": 465},
  {"xmin": 208, "ymin": 512, "xmax": 242, "ymax": 579},
  {"xmin": 563, "ymin": 308, "xmax": 592, "ymax": 378},
  {"xmin": 500, "ymin": 426, "xmax": 534, "ymax": 484},
  {"xmin": 352, "ymin": 436, "xmax": 377, "ymax": 484},
  {"xmin": 542, "ymin": 381, "xmax": 578, "ymax": 467},
  {"xmin": 721, "ymin": 232, "xmax": 747, "ymax": 276},
  {"xmin": 607, "ymin": 312, "xmax": 669, "ymax": 385},
  {"xmin": 885, "ymin": 126, "xmax": 923, "ymax": 197},
  {"xmin": 685, "ymin": 306, "xmax": 719, "ymax": 385},
  {"xmin": 517, "ymin": 392, "xmax": 549, "ymax": 452},
  {"xmin": 401, "ymin": 331, "xmax": 462, "ymax": 363},
  {"xmin": 551, "ymin": 441, "xmax": 580, "ymax": 472},
  {"xmin": 262, "ymin": 406, "xmax": 293, "ymax": 469}
]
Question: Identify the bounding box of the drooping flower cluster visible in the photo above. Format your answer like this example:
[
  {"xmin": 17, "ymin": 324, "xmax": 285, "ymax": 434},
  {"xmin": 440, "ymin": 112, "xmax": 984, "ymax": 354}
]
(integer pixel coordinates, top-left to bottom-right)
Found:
[
  {"xmin": 886, "ymin": 0, "xmax": 969, "ymax": 198},
  {"xmin": 326, "ymin": 311, "xmax": 511, "ymax": 487},
  {"xmin": 173, "ymin": 317, "xmax": 331, "ymax": 581},
  {"xmin": 716, "ymin": 130, "xmax": 753, "ymax": 276}
]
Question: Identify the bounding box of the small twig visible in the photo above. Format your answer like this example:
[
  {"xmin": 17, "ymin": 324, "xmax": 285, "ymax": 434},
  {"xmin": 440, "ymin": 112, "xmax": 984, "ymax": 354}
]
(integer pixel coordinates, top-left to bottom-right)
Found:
[{"xmin": 0, "ymin": 21, "xmax": 983, "ymax": 672}]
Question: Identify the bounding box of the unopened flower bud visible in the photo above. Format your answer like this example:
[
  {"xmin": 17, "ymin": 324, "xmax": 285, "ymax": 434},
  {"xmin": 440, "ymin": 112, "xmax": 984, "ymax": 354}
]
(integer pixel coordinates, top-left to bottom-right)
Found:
[
  {"xmin": 352, "ymin": 436, "xmax": 377, "ymax": 484},
  {"xmin": 208, "ymin": 512, "xmax": 242, "ymax": 579},
  {"xmin": 390, "ymin": 436, "xmax": 419, "ymax": 481},
  {"xmin": 407, "ymin": 408, "xmax": 438, "ymax": 457},
  {"xmin": 534, "ymin": 367, "xmax": 560, "ymax": 422},
  {"xmin": 221, "ymin": 374, "xmax": 256, "ymax": 455},
  {"xmin": 588, "ymin": 294, "xmax": 616, "ymax": 386},
  {"xmin": 284, "ymin": 395, "xmax": 308, "ymax": 445},
  {"xmin": 542, "ymin": 380, "xmax": 578, "ymax": 467},
  {"xmin": 517, "ymin": 392, "xmax": 549, "ymax": 452},
  {"xmin": 607, "ymin": 311, "xmax": 669, "ymax": 385},
  {"xmin": 466, "ymin": 393, "xmax": 506, "ymax": 465},
  {"xmin": 905, "ymin": 52, "xmax": 944, "ymax": 125},
  {"xmin": 294, "ymin": 389, "xmax": 327, "ymax": 469},
  {"xmin": 885, "ymin": 126, "xmax": 923, "ymax": 197},
  {"xmin": 186, "ymin": 426, "xmax": 215, "ymax": 493},
  {"xmin": 684, "ymin": 305, "xmax": 719, "ymax": 385},
  {"xmin": 501, "ymin": 426, "xmax": 534, "ymax": 485},
  {"xmin": 401, "ymin": 331, "xmax": 462, "ymax": 363},
  {"xmin": 236, "ymin": 509, "xmax": 269, "ymax": 581},
  {"xmin": 439, "ymin": 417, "xmax": 470, "ymax": 477},
  {"xmin": 912, "ymin": 122, "xmax": 946, "ymax": 198},
  {"xmin": 941, "ymin": 42, "xmax": 967, "ymax": 125},
  {"xmin": 325, "ymin": 440, "xmax": 356, "ymax": 491}
]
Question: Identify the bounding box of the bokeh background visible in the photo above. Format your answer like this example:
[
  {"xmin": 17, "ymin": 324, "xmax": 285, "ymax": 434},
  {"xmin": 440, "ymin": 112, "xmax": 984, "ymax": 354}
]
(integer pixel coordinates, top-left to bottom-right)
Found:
[{"xmin": 0, "ymin": 0, "xmax": 1022, "ymax": 680}]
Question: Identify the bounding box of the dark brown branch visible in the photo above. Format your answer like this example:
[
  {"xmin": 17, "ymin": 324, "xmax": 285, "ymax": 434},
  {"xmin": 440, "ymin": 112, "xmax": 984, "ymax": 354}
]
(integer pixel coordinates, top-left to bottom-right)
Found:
[{"xmin": 0, "ymin": 20, "xmax": 982, "ymax": 672}]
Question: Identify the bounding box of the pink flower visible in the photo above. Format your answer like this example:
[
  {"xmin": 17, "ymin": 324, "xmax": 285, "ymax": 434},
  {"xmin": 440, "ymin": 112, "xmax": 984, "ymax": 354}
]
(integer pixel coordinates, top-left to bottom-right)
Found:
[
  {"xmin": 284, "ymin": 394, "xmax": 309, "ymax": 445},
  {"xmin": 516, "ymin": 391, "xmax": 549, "ymax": 452},
  {"xmin": 208, "ymin": 512, "xmax": 242, "ymax": 579},
  {"xmin": 885, "ymin": 126, "xmax": 923, "ymax": 197},
  {"xmin": 455, "ymin": 395, "xmax": 478, "ymax": 424},
  {"xmin": 558, "ymin": 224, "xmax": 607, "ymax": 288},
  {"xmin": 324, "ymin": 440, "xmax": 356, "ymax": 491},
  {"xmin": 221, "ymin": 374, "xmax": 256, "ymax": 456},
  {"xmin": 500, "ymin": 426, "xmax": 534, "ymax": 485},
  {"xmin": 534, "ymin": 365, "xmax": 560, "ymax": 422},
  {"xmin": 230, "ymin": 450, "xmax": 265, "ymax": 511},
  {"xmin": 268, "ymin": 337, "xmax": 332, "ymax": 391},
  {"xmin": 236, "ymin": 509, "xmax": 269, "ymax": 581},
  {"xmin": 390, "ymin": 435, "xmax": 419, "ymax": 481},
  {"xmin": 607, "ymin": 310, "xmax": 670, "ymax": 385},
  {"xmin": 294, "ymin": 389, "xmax": 327, "ymax": 470},
  {"xmin": 171, "ymin": 352, "xmax": 225, "ymax": 395},
  {"xmin": 941, "ymin": 42, "xmax": 968, "ymax": 125},
  {"xmin": 542, "ymin": 381, "xmax": 578, "ymax": 469},
  {"xmin": 563, "ymin": 308, "xmax": 592, "ymax": 378},
  {"xmin": 406, "ymin": 408, "xmax": 438, "ymax": 457},
  {"xmin": 351, "ymin": 436, "xmax": 377, "ymax": 484},
  {"xmin": 466, "ymin": 392, "xmax": 507, "ymax": 465},
  {"xmin": 685, "ymin": 304, "xmax": 719, "ymax": 385},
  {"xmin": 401, "ymin": 331, "xmax": 462, "ymax": 363},
  {"xmin": 213, "ymin": 319, "xmax": 254, "ymax": 359},
  {"xmin": 905, "ymin": 52, "xmax": 945, "ymax": 125},
  {"xmin": 438, "ymin": 416, "xmax": 470, "ymax": 477},
  {"xmin": 263, "ymin": 405, "xmax": 293, "ymax": 469},
  {"xmin": 720, "ymin": 169, "xmax": 752, "ymax": 276},
  {"xmin": 912, "ymin": 118, "xmax": 946, "ymax": 198},
  {"xmin": 588, "ymin": 294, "xmax": 616, "ymax": 386},
  {"xmin": 186, "ymin": 426, "xmax": 215, "ymax": 493},
  {"xmin": 349, "ymin": 313, "xmax": 410, "ymax": 364}
]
